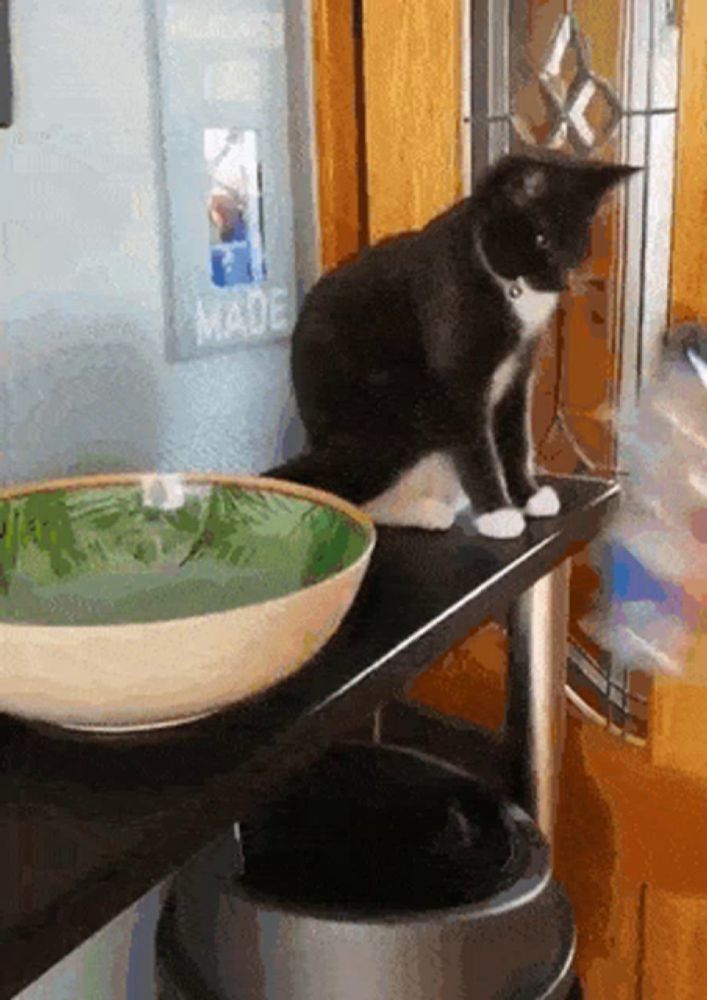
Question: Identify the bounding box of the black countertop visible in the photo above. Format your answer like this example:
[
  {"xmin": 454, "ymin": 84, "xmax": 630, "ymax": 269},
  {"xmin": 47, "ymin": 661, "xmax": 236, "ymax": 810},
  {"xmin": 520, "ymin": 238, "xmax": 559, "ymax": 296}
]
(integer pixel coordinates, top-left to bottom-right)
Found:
[{"xmin": 1, "ymin": 475, "xmax": 619, "ymax": 999}]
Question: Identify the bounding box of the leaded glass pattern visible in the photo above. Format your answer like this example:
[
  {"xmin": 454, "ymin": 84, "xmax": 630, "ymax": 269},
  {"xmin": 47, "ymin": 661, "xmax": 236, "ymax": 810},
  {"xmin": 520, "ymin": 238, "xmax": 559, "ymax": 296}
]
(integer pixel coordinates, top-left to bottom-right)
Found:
[
  {"xmin": 512, "ymin": 13, "xmax": 623, "ymax": 153},
  {"xmin": 468, "ymin": 0, "xmax": 681, "ymax": 739}
]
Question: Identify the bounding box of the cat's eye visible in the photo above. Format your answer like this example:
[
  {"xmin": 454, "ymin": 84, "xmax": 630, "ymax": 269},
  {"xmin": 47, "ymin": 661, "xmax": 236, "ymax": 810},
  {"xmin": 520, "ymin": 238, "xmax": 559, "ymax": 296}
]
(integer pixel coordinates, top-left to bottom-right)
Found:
[{"xmin": 535, "ymin": 232, "xmax": 550, "ymax": 249}]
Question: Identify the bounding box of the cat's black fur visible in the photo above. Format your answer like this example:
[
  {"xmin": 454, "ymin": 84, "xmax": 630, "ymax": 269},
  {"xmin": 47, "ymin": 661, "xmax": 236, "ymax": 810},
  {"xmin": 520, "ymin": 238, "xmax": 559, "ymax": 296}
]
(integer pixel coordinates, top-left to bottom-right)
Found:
[{"xmin": 266, "ymin": 152, "xmax": 638, "ymax": 536}]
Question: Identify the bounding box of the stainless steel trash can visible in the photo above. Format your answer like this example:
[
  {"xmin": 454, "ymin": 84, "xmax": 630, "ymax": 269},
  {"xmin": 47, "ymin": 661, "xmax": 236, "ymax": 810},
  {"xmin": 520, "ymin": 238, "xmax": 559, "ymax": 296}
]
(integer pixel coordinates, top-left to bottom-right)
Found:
[{"xmin": 157, "ymin": 742, "xmax": 578, "ymax": 999}]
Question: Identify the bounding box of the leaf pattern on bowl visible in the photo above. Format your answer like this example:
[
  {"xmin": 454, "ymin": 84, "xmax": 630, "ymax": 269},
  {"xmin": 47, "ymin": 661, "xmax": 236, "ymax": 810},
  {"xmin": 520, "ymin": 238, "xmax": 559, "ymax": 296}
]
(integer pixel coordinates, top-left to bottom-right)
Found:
[{"xmin": 0, "ymin": 482, "xmax": 370, "ymax": 626}]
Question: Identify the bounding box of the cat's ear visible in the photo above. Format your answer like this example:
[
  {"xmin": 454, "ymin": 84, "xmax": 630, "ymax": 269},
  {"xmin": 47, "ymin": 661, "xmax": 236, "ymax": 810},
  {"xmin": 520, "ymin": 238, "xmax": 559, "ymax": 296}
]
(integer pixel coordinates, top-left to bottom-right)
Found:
[{"xmin": 577, "ymin": 162, "xmax": 640, "ymax": 199}]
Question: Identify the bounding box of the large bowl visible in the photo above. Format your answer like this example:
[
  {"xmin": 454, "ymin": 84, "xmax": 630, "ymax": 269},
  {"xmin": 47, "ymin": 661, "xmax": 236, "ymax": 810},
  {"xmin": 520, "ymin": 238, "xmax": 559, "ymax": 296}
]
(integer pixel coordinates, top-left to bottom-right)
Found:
[{"xmin": 0, "ymin": 473, "xmax": 376, "ymax": 733}]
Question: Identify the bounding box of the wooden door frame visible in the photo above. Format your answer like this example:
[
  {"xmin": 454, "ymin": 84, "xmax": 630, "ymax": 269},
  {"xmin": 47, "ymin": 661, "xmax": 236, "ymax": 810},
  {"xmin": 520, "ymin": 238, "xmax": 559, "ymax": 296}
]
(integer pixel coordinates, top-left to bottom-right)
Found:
[
  {"xmin": 312, "ymin": 0, "xmax": 463, "ymax": 262},
  {"xmin": 311, "ymin": 0, "xmax": 366, "ymax": 271}
]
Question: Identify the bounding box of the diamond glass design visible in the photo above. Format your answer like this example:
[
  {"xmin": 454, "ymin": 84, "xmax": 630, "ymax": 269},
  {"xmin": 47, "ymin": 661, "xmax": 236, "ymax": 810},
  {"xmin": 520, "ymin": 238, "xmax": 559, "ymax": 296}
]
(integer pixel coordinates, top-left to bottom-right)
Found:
[{"xmin": 513, "ymin": 13, "xmax": 623, "ymax": 155}]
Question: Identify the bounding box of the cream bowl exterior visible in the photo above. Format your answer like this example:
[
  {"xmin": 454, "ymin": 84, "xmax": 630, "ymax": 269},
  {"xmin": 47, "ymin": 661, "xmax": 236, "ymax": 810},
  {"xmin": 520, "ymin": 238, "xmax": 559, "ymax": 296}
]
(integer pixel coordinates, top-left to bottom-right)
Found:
[{"xmin": 0, "ymin": 474, "xmax": 376, "ymax": 732}]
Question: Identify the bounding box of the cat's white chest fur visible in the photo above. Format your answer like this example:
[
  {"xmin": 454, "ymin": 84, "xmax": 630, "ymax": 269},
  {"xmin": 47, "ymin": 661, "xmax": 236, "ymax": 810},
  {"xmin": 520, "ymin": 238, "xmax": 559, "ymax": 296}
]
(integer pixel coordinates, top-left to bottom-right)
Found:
[
  {"xmin": 506, "ymin": 278, "xmax": 558, "ymax": 338},
  {"xmin": 475, "ymin": 232, "xmax": 559, "ymax": 339},
  {"xmin": 489, "ymin": 354, "xmax": 519, "ymax": 407}
]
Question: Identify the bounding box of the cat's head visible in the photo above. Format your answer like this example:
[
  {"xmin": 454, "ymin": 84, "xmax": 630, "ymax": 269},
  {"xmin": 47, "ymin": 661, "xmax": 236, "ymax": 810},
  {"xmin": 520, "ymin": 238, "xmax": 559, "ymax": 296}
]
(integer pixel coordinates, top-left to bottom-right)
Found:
[{"xmin": 473, "ymin": 152, "xmax": 639, "ymax": 292}]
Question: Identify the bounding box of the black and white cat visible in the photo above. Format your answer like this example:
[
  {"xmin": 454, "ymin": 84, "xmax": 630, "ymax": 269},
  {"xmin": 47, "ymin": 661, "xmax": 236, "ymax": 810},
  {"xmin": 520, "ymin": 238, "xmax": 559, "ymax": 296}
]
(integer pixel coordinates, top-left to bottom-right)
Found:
[{"xmin": 267, "ymin": 153, "xmax": 638, "ymax": 538}]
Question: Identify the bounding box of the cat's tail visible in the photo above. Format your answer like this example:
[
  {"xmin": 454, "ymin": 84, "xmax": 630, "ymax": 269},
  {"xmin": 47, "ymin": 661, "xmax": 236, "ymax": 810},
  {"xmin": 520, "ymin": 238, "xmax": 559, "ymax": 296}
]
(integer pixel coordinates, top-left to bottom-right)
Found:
[
  {"xmin": 261, "ymin": 451, "xmax": 342, "ymax": 495},
  {"xmin": 262, "ymin": 448, "xmax": 387, "ymax": 507}
]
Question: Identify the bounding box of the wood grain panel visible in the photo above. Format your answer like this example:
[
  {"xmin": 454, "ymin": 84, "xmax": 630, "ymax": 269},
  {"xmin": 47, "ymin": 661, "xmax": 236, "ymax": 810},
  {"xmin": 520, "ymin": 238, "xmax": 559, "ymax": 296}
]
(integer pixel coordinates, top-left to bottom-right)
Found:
[
  {"xmin": 408, "ymin": 622, "xmax": 508, "ymax": 731},
  {"xmin": 361, "ymin": 0, "xmax": 462, "ymax": 241},
  {"xmin": 555, "ymin": 710, "xmax": 707, "ymax": 997},
  {"xmin": 671, "ymin": 0, "xmax": 707, "ymax": 323},
  {"xmin": 643, "ymin": 889, "xmax": 707, "ymax": 999},
  {"xmin": 650, "ymin": 643, "xmax": 707, "ymax": 780},
  {"xmin": 312, "ymin": 0, "xmax": 362, "ymax": 270}
]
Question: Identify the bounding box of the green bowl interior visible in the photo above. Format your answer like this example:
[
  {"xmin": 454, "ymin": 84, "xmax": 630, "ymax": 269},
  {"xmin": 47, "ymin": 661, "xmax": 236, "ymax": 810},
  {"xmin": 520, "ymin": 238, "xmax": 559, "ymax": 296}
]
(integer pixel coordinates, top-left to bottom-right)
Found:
[{"xmin": 0, "ymin": 480, "xmax": 371, "ymax": 626}]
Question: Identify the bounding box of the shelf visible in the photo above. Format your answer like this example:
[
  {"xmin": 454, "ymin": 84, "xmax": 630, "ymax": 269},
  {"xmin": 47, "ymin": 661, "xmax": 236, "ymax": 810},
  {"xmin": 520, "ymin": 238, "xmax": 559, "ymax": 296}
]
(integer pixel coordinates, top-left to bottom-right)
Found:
[{"xmin": 0, "ymin": 474, "xmax": 618, "ymax": 999}]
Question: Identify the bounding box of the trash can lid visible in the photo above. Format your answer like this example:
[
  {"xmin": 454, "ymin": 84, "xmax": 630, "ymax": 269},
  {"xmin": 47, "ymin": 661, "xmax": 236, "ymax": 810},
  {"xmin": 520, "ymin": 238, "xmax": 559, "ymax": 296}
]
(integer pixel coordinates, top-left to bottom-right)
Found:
[{"xmin": 238, "ymin": 743, "xmax": 521, "ymax": 915}]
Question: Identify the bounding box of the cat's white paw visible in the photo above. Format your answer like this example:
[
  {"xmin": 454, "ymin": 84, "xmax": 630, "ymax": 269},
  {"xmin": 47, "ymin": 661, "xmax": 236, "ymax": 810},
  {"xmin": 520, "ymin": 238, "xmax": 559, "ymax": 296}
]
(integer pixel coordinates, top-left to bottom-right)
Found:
[
  {"xmin": 475, "ymin": 507, "xmax": 526, "ymax": 539},
  {"xmin": 525, "ymin": 485, "xmax": 561, "ymax": 518},
  {"xmin": 365, "ymin": 497, "xmax": 456, "ymax": 531},
  {"xmin": 409, "ymin": 499, "xmax": 456, "ymax": 531}
]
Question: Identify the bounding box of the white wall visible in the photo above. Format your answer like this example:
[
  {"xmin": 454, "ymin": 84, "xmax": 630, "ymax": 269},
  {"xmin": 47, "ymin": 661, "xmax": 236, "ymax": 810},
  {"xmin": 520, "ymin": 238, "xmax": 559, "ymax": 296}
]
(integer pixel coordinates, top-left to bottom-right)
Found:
[{"xmin": 1, "ymin": 0, "xmax": 310, "ymax": 489}]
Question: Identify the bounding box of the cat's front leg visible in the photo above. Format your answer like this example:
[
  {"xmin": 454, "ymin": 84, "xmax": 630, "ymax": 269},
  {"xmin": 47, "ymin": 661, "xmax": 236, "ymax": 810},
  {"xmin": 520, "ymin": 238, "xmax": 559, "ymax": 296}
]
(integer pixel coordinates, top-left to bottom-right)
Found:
[
  {"xmin": 450, "ymin": 411, "xmax": 526, "ymax": 540},
  {"xmin": 493, "ymin": 369, "xmax": 560, "ymax": 519}
]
